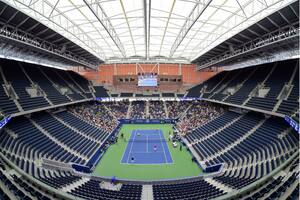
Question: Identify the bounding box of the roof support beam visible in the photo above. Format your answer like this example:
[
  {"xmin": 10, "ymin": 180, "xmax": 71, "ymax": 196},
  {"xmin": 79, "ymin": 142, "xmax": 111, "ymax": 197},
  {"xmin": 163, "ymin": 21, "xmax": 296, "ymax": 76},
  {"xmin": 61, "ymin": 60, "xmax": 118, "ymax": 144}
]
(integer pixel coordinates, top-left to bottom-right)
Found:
[
  {"xmin": 16, "ymin": 17, "xmax": 30, "ymax": 28},
  {"xmin": 143, "ymin": 0, "xmax": 147, "ymax": 59},
  {"xmin": 0, "ymin": 4, "xmax": 8, "ymax": 16},
  {"xmin": 196, "ymin": 23, "xmax": 299, "ymax": 70},
  {"xmin": 0, "ymin": 21, "xmax": 98, "ymax": 69},
  {"xmin": 267, "ymin": 17, "xmax": 280, "ymax": 28},
  {"xmin": 159, "ymin": 0, "xmax": 176, "ymax": 55},
  {"xmin": 119, "ymin": 0, "xmax": 136, "ymax": 55},
  {"xmin": 147, "ymin": 0, "xmax": 151, "ymax": 59},
  {"xmin": 43, "ymin": 32, "xmax": 57, "ymax": 40},
  {"xmin": 35, "ymin": 27, "xmax": 50, "ymax": 36},
  {"xmin": 83, "ymin": 0, "xmax": 126, "ymax": 58},
  {"xmin": 289, "ymin": 4, "xmax": 298, "ymax": 17},
  {"xmin": 256, "ymin": 23, "xmax": 270, "ymax": 32},
  {"xmin": 6, "ymin": 11, "xmax": 19, "ymax": 24},
  {"xmin": 247, "ymin": 28, "xmax": 260, "ymax": 37},
  {"xmin": 169, "ymin": 0, "xmax": 212, "ymax": 57},
  {"xmin": 25, "ymin": 22, "xmax": 39, "ymax": 32},
  {"xmin": 278, "ymin": 11, "xmax": 291, "ymax": 24}
]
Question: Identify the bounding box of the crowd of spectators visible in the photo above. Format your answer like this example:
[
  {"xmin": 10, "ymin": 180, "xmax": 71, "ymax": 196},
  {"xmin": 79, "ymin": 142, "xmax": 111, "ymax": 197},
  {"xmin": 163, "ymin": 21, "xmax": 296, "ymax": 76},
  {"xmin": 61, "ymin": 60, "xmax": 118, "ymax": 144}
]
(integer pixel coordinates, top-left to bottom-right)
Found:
[
  {"xmin": 69, "ymin": 102, "xmax": 119, "ymax": 133},
  {"xmin": 166, "ymin": 101, "xmax": 192, "ymax": 119},
  {"xmin": 68, "ymin": 100, "xmax": 223, "ymax": 134},
  {"xmin": 149, "ymin": 101, "xmax": 166, "ymax": 119},
  {"xmin": 130, "ymin": 101, "xmax": 146, "ymax": 119},
  {"xmin": 104, "ymin": 100, "xmax": 130, "ymax": 119},
  {"xmin": 176, "ymin": 101, "xmax": 224, "ymax": 134}
]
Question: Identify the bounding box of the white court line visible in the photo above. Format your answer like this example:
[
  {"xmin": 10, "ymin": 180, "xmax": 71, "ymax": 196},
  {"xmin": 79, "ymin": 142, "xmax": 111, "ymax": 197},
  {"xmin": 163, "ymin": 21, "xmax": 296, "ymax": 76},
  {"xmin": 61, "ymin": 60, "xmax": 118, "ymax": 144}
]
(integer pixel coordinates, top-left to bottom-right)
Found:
[
  {"xmin": 146, "ymin": 135, "xmax": 148, "ymax": 153},
  {"xmin": 126, "ymin": 130, "xmax": 137, "ymax": 163},
  {"xmin": 158, "ymin": 130, "xmax": 168, "ymax": 164},
  {"xmin": 133, "ymin": 152, "xmax": 164, "ymax": 154}
]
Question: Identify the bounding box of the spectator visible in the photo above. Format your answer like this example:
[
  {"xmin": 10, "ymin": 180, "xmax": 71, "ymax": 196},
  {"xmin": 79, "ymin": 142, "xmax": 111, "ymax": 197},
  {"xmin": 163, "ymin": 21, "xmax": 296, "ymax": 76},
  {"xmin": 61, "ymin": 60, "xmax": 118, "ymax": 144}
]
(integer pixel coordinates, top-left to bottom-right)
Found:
[
  {"xmin": 130, "ymin": 101, "xmax": 146, "ymax": 119},
  {"xmin": 69, "ymin": 102, "xmax": 119, "ymax": 133},
  {"xmin": 149, "ymin": 101, "xmax": 166, "ymax": 119},
  {"xmin": 176, "ymin": 101, "xmax": 223, "ymax": 135}
]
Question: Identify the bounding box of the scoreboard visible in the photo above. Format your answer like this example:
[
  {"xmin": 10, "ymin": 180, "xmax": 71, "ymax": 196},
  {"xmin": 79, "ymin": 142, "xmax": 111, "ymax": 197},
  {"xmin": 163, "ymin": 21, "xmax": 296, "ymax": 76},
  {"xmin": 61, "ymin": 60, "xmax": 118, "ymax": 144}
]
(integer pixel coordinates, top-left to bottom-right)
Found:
[{"xmin": 138, "ymin": 75, "xmax": 157, "ymax": 87}]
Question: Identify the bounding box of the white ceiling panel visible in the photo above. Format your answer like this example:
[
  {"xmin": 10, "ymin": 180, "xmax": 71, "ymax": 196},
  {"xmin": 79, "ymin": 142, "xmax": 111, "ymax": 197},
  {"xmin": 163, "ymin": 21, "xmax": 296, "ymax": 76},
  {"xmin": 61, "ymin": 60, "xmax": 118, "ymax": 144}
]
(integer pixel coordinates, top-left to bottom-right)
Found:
[{"xmin": 3, "ymin": 0, "xmax": 295, "ymax": 62}]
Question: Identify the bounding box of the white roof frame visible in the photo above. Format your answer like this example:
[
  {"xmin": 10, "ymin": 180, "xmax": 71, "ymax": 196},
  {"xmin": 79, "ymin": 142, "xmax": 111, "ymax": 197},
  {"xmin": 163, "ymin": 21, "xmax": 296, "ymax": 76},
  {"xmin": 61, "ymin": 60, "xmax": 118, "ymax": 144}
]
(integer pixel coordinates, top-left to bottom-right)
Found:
[{"xmin": 3, "ymin": 0, "xmax": 295, "ymax": 63}]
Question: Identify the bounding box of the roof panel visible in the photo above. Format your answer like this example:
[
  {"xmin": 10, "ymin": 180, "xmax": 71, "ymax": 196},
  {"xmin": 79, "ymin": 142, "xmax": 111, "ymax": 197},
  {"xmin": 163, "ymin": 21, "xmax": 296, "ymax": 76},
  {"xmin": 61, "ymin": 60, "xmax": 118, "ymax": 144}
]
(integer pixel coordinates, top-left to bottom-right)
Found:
[{"xmin": 2, "ymin": 0, "xmax": 296, "ymax": 63}]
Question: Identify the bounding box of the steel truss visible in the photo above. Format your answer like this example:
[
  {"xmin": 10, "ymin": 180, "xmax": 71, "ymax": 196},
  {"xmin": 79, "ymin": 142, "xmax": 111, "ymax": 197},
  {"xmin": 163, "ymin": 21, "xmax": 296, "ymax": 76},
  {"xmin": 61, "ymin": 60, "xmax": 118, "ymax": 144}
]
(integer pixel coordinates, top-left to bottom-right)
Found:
[
  {"xmin": 0, "ymin": 21, "xmax": 98, "ymax": 69},
  {"xmin": 83, "ymin": 0, "xmax": 126, "ymax": 57},
  {"xmin": 2, "ymin": 0, "xmax": 297, "ymax": 64},
  {"xmin": 196, "ymin": 23, "xmax": 299, "ymax": 70}
]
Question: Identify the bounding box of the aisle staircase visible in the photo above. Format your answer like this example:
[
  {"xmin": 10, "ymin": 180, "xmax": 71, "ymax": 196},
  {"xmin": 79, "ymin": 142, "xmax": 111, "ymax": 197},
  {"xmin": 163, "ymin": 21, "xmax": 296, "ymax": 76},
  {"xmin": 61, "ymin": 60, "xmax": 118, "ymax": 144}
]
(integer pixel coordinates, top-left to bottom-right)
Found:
[
  {"xmin": 60, "ymin": 177, "xmax": 90, "ymax": 193},
  {"xmin": 163, "ymin": 101, "xmax": 169, "ymax": 118},
  {"xmin": 141, "ymin": 185, "xmax": 154, "ymax": 200},
  {"xmin": 126, "ymin": 101, "xmax": 132, "ymax": 118}
]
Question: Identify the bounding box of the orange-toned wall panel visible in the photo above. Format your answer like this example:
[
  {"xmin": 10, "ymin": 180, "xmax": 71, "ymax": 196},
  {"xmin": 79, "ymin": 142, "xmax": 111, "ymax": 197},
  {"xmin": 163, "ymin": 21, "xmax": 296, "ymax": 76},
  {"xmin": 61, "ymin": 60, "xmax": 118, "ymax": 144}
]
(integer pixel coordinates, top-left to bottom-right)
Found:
[
  {"xmin": 76, "ymin": 63, "xmax": 219, "ymax": 86},
  {"xmin": 181, "ymin": 65, "xmax": 217, "ymax": 84},
  {"xmin": 160, "ymin": 64, "xmax": 179, "ymax": 75},
  {"xmin": 116, "ymin": 64, "xmax": 136, "ymax": 75},
  {"xmin": 97, "ymin": 65, "xmax": 113, "ymax": 84}
]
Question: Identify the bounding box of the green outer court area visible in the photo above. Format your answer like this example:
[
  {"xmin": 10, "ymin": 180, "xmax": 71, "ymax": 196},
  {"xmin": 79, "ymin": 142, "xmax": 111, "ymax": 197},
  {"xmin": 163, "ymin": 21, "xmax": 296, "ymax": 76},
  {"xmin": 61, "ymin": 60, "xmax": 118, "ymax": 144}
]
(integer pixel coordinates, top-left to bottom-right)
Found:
[{"xmin": 92, "ymin": 124, "xmax": 202, "ymax": 180}]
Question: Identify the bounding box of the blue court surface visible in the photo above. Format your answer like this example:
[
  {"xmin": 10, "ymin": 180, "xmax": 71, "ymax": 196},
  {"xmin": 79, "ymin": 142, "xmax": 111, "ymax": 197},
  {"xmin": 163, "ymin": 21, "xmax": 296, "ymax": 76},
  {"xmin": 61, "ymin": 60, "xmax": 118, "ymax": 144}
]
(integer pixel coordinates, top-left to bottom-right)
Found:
[{"xmin": 121, "ymin": 130, "xmax": 173, "ymax": 164}]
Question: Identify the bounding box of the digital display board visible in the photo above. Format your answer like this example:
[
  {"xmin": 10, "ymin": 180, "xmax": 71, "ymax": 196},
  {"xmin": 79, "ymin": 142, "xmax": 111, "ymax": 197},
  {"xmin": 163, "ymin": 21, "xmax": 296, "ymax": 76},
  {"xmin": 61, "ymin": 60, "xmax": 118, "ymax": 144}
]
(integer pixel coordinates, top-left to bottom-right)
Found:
[{"xmin": 138, "ymin": 75, "xmax": 157, "ymax": 87}]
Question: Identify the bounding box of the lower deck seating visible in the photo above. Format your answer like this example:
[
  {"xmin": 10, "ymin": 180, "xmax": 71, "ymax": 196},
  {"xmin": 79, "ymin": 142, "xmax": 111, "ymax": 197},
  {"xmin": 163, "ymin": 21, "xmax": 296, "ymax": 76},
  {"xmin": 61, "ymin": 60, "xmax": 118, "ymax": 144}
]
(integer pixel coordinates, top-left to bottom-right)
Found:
[
  {"xmin": 214, "ymin": 175, "xmax": 257, "ymax": 189},
  {"xmin": 31, "ymin": 112, "xmax": 100, "ymax": 158},
  {"xmin": 184, "ymin": 110, "xmax": 298, "ymax": 192},
  {"xmin": 0, "ymin": 101, "xmax": 298, "ymax": 200},
  {"xmin": 266, "ymin": 172, "xmax": 299, "ymax": 200},
  {"xmin": 153, "ymin": 179, "xmax": 224, "ymax": 200},
  {"xmin": 0, "ymin": 116, "xmax": 84, "ymax": 165},
  {"xmin": 130, "ymin": 101, "xmax": 146, "ymax": 118},
  {"xmin": 244, "ymin": 176, "xmax": 283, "ymax": 200},
  {"xmin": 244, "ymin": 161, "xmax": 299, "ymax": 200},
  {"xmin": 55, "ymin": 111, "xmax": 107, "ymax": 141},
  {"xmin": 165, "ymin": 101, "xmax": 192, "ymax": 119},
  {"xmin": 149, "ymin": 101, "xmax": 166, "ymax": 119},
  {"xmin": 185, "ymin": 112, "xmax": 240, "ymax": 144},
  {"xmin": 11, "ymin": 174, "xmax": 51, "ymax": 200},
  {"xmin": 70, "ymin": 179, "xmax": 142, "ymax": 200},
  {"xmin": 0, "ymin": 170, "xmax": 31, "ymax": 200},
  {"xmin": 38, "ymin": 172, "xmax": 81, "ymax": 189},
  {"xmin": 103, "ymin": 101, "xmax": 129, "ymax": 119}
]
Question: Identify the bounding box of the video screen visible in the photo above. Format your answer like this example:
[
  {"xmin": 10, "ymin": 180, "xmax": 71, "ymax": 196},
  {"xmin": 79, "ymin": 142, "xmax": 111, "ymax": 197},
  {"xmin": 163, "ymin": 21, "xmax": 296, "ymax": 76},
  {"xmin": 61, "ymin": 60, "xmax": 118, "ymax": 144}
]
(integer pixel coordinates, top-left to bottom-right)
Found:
[{"xmin": 138, "ymin": 74, "xmax": 157, "ymax": 87}]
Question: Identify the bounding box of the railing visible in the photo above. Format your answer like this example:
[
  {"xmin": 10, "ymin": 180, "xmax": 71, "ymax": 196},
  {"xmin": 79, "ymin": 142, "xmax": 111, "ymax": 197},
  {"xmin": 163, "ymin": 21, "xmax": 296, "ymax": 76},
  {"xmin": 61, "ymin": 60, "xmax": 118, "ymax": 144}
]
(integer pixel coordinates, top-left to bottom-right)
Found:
[
  {"xmin": 96, "ymin": 96, "xmax": 202, "ymax": 101},
  {"xmin": 0, "ymin": 115, "xmax": 11, "ymax": 129},
  {"xmin": 284, "ymin": 115, "xmax": 299, "ymax": 133}
]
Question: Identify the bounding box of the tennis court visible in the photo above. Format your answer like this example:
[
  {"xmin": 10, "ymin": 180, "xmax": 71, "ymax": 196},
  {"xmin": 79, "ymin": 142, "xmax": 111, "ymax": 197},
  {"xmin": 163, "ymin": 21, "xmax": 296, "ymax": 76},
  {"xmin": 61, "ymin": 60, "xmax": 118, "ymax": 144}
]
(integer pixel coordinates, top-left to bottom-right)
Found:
[
  {"xmin": 121, "ymin": 129, "xmax": 173, "ymax": 164},
  {"xmin": 93, "ymin": 124, "xmax": 202, "ymax": 180}
]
